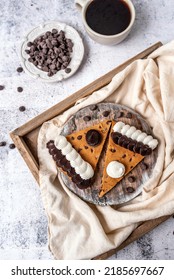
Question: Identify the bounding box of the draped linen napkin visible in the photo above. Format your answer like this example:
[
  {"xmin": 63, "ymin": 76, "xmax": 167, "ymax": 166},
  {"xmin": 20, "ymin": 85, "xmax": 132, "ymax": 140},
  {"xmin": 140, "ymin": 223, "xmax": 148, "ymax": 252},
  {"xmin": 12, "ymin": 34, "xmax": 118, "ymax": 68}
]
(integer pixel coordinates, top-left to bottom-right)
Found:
[{"xmin": 38, "ymin": 41, "xmax": 174, "ymax": 260}]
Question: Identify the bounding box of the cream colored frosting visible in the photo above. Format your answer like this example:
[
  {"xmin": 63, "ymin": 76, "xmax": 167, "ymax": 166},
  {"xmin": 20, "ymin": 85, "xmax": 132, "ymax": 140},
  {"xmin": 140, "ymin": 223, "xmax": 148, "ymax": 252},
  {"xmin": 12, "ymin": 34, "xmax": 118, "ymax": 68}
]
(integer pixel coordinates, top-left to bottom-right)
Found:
[
  {"xmin": 106, "ymin": 161, "xmax": 125, "ymax": 179},
  {"xmin": 113, "ymin": 121, "xmax": 158, "ymax": 150},
  {"xmin": 113, "ymin": 121, "xmax": 125, "ymax": 133},
  {"xmin": 125, "ymin": 126, "xmax": 136, "ymax": 137},
  {"xmin": 54, "ymin": 135, "xmax": 94, "ymax": 179}
]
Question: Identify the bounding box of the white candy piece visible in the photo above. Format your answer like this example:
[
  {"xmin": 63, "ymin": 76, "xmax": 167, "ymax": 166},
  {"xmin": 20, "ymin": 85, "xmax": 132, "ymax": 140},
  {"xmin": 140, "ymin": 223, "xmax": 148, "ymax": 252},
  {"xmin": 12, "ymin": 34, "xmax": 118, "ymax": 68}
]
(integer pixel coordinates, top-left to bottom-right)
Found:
[
  {"xmin": 125, "ymin": 126, "xmax": 136, "ymax": 137},
  {"xmin": 148, "ymin": 139, "xmax": 158, "ymax": 150},
  {"xmin": 55, "ymin": 135, "xmax": 67, "ymax": 150},
  {"xmin": 106, "ymin": 161, "xmax": 125, "ymax": 179},
  {"xmin": 80, "ymin": 163, "xmax": 94, "ymax": 180},
  {"xmin": 137, "ymin": 132, "xmax": 147, "ymax": 142},
  {"xmin": 74, "ymin": 154, "xmax": 84, "ymax": 165},
  {"xmin": 75, "ymin": 161, "xmax": 87, "ymax": 174},
  {"xmin": 66, "ymin": 149, "xmax": 78, "ymax": 161},
  {"xmin": 61, "ymin": 142, "xmax": 72, "ymax": 155},
  {"xmin": 143, "ymin": 135, "xmax": 153, "ymax": 145},
  {"xmin": 131, "ymin": 130, "xmax": 142, "ymax": 140},
  {"xmin": 113, "ymin": 121, "xmax": 125, "ymax": 133},
  {"xmin": 121, "ymin": 124, "xmax": 130, "ymax": 135}
]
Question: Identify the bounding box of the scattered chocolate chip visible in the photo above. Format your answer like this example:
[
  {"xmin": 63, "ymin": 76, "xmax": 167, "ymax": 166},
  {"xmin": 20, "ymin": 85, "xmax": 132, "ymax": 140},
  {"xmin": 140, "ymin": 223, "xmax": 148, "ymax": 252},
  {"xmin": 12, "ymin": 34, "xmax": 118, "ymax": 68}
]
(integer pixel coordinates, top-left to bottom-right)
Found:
[
  {"xmin": 17, "ymin": 87, "xmax": 23, "ymax": 92},
  {"xmin": 19, "ymin": 106, "xmax": 26, "ymax": 112},
  {"xmin": 126, "ymin": 187, "xmax": 135, "ymax": 193},
  {"xmin": 90, "ymin": 104, "xmax": 98, "ymax": 111},
  {"xmin": 71, "ymin": 136, "xmax": 75, "ymax": 140},
  {"xmin": 9, "ymin": 143, "xmax": 16, "ymax": 149},
  {"xmin": 0, "ymin": 85, "xmax": 5, "ymax": 90},
  {"xmin": 0, "ymin": 141, "xmax": 6, "ymax": 147},
  {"xmin": 83, "ymin": 115, "xmax": 91, "ymax": 122},
  {"xmin": 86, "ymin": 129, "xmax": 102, "ymax": 146},
  {"xmin": 122, "ymin": 154, "xmax": 126, "ymax": 158},
  {"xmin": 102, "ymin": 110, "xmax": 110, "ymax": 117},
  {"xmin": 65, "ymin": 68, "xmax": 71, "ymax": 74},
  {"xmin": 110, "ymin": 148, "xmax": 116, "ymax": 153},
  {"xmin": 114, "ymin": 111, "xmax": 124, "ymax": 119},
  {"xmin": 17, "ymin": 67, "xmax": 23, "ymax": 73},
  {"xmin": 77, "ymin": 148, "xmax": 82, "ymax": 153},
  {"xmin": 128, "ymin": 176, "xmax": 136, "ymax": 183},
  {"xmin": 77, "ymin": 135, "xmax": 82, "ymax": 140},
  {"xmin": 141, "ymin": 162, "xmax": 148, "ymax": 170},
  {"xmin": 84, "ymin": 146, "xmax": 88, "ymax": 149},
  {"xmin": 126, "ymin": 112, "xmax": 132, "ymax": 119}
]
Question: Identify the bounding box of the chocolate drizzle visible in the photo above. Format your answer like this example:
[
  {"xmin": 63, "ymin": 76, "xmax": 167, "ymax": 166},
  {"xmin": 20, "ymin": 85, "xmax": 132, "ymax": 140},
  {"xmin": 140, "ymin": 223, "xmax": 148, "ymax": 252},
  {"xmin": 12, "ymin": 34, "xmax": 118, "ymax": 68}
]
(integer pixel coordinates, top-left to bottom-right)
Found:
[
  {"xmin": 46, "ymin": 140, "xmax": 92, "ymax": 189},
  {"xmin": 111, "ymin": 132, "xmax": 152, "ymax": 156}
]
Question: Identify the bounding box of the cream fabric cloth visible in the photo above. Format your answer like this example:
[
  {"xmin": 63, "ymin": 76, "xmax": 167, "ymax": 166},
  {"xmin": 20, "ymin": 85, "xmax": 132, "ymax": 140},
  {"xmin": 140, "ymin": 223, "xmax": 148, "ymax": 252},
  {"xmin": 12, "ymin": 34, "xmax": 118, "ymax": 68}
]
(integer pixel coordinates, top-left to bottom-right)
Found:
[{"xmin": 38, "ymin": 41, "xmax": 174, "ymax": 260}]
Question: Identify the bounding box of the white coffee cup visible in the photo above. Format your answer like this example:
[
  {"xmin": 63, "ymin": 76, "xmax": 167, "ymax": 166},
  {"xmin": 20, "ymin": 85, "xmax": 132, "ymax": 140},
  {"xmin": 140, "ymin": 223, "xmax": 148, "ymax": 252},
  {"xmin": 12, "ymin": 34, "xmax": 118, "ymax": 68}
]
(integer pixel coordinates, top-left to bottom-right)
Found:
[{"xmin": 75, "ymin": 0, "xmax": 136, "ymax": 45}]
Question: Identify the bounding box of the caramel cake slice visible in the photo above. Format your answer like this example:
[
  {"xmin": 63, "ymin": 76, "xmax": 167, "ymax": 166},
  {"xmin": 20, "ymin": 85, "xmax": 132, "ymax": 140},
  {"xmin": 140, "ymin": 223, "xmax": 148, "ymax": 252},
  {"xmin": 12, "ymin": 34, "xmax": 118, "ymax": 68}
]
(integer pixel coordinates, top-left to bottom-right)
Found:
[
  {"xmin": 66, "ymin": 120, "xmax": 112, "ymax": 170},
  {"xmin": 99, "ymin": 121, "xmax": 158, "ymax": 198}
]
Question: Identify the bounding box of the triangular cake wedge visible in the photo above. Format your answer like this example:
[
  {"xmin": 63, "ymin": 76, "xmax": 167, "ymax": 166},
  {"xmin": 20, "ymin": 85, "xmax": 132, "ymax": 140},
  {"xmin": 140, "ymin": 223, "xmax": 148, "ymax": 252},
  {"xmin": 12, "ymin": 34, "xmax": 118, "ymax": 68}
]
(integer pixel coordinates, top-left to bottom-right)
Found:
[
  {"xmin": 66, "ymin": 120, "xmax": 112, "ymax": 170},
  {"xmin": 99, "ymin": 122, "xmax": 144, "ymax": 197}
]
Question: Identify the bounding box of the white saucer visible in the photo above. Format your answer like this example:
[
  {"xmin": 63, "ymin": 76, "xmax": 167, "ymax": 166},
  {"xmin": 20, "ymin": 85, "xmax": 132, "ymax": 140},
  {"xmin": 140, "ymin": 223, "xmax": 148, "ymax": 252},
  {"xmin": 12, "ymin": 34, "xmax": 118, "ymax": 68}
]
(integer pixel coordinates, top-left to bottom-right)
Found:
[{"xmin": 20, "ymin": 21, "xmax": 84, "ymax": 83}]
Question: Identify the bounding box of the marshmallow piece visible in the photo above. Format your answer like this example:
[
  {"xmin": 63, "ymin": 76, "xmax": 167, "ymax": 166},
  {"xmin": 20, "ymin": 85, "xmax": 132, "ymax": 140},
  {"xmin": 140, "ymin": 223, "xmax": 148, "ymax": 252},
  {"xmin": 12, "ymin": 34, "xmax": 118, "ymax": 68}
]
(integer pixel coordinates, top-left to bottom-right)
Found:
[
  {"xmin": 75, "ymin": 161, "xmax": 87, "ymax": 174},
  {"xmin": 106, "ymin": 161, "xmax": 125, "ymax": 179},
  {"xmin": 121, "ymin": 124, "xmax": 130, "ymax": 135},
  {"xmin": 131, "ymin": 130, "xmax": 142, "ymax": 140},
  {"xmin": 80, "ymin": 163, "xmax": 94, "ymax": 180},
  {"xmin": 61, "ymin": 142, "xmax": 72, "ymax": 155},
  {"xmin": 66, "ymin": 149, "xmax": 78, "ymax": 161},
  {"xmin": 113, "ymin": 122, "xmax": 125, "ymax": 133},
  {"xmin": 137, "ymin": 132, "xmax": 147, "ymax": 142},
  {"xmin": 143, "ymin": 135, "xmax": 153, "ymax": 145},
  {"xmin": 148, "ymin": 139, "xmax": 158, "ymax": 150},
  {"xmin": 55, "ymin": 135, "xmax": 67, "ymax": 150},
  {"xmin": 125, "ymin": 126, "xmax": 136, "ymax": 137}
]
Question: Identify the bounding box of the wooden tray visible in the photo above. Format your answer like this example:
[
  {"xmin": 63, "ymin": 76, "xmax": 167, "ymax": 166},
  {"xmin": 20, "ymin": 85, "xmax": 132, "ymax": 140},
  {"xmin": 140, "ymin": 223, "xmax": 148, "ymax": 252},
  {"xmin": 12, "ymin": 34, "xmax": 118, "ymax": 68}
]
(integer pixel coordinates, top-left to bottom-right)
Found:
[{"xmin": 10, "ymin": 41, "xmax": 171, "ymax": 260}]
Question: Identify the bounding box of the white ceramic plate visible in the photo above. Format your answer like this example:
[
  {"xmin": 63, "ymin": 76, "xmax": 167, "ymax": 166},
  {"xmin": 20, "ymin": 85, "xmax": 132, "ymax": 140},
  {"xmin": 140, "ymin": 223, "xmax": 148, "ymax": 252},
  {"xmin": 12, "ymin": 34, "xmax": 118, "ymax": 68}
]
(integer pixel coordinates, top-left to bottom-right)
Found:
[{"xmin": 20, "ymin": 21, "xmax": 84, "ymax": 82}]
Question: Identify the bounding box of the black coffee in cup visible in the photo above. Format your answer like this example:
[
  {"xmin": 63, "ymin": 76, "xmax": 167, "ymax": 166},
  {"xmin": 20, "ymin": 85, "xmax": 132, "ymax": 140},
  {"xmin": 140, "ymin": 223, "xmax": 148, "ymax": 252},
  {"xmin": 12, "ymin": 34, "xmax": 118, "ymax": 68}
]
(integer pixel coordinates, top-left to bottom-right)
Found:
[{"xmin": 85, "ymin": 0, "xmax": 131, "ymax": 36}]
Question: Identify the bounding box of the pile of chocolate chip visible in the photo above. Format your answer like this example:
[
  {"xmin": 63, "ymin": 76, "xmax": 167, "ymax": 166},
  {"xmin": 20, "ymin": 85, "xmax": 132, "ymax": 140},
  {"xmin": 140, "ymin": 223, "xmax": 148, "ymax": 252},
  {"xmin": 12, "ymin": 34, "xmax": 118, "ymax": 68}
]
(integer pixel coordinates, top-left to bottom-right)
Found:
[{"xmin": 25, "ymin": 29, "xmax": 73, "ymax": 77}]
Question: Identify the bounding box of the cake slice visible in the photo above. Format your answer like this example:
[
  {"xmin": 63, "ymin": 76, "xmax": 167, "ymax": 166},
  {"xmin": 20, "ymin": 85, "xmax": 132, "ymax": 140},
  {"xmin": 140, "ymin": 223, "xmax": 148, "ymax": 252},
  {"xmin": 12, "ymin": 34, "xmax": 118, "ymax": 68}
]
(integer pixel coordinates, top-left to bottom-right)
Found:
[
  {"xmin": 66, "ymin": 120, "xmax": 112, "ymax": 170},
  {"xmin": 99, "ymin": 121, "xmax": 158, "ymax": 197}
]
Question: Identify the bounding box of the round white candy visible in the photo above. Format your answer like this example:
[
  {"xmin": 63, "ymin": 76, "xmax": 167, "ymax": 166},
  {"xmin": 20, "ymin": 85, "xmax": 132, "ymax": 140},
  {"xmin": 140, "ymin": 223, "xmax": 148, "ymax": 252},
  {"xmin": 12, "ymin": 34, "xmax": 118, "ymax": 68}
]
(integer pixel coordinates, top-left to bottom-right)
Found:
[
  {"xmin": 106, "ymin": 161, "xmax": 125, "ymax": 179},
  {"xmin": 113, "ymin": 122, "xmax": 125, "ymax": 133},
  {"xmin": 121, "ymin": 124, "xmax": 130, "ymax": 135}
]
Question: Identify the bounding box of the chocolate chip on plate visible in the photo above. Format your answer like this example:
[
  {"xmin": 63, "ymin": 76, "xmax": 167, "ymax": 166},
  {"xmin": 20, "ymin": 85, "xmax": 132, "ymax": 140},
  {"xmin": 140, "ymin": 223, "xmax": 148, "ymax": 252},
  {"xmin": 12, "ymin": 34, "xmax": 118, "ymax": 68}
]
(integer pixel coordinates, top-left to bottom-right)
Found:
[
  {"xmin": 114, "ymin": 111, "xmax": 124, "ymax": 119},
  {"xmin": 86, "ymin": 129, "xmax": 102, "ymax": 146},
  {"xmin": 19, "ymin": 106, "xmax": 26, "ymax": 112},
  {"xmin": 126, "ymin": 187, "xmax": 135, "ymax": 193},
  {"xmin": 128, "ymin": 176, "xmax": 136, "ymax": 183},
  {"xmin": 0, "ymin": 85, "xmax": 5, "ymax": 90},
  {"xmin": 102, "ymin": 110, "xmax": 110, "ymax": 117},
  {"xmin": 90, "ymin": 104, "xmax": 98, "ymax": 111},
  {"xmin": 0, "ymin": 141, "xmax": 6, "ymax": 147},
  {"xmin": 83, "ymin": 115, "xmax": 91, "ymax": 121},
  {"xmin": 141, "ymin": 162, "xmax": 148, "ymax": 170},
  {"xmin": 17, "ymin": 87, "xmax": 23, "ymax": 92},
  {"xmin": 17, "ymin": 67, "xmax": 23, "ymax": 73},
  {"xmin": 9, "ymin": 143, "xmax": 15, "ymax": 149},
  {"xmin": 65, "ymin": 68, "xmax": 71, "ymax": 73},
  {"xmin": 126, "ymin": 112, "xmax": 132, "ymax": 119}
]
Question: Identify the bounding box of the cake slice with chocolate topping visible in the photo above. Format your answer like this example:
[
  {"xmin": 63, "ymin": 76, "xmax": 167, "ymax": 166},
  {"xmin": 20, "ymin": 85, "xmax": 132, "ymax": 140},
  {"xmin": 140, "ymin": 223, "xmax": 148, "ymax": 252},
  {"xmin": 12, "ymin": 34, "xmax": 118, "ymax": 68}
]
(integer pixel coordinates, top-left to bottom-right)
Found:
[
  {"xmin": 99, "ymin": 121, "xmax": 158, "ymax": 197},
  {"xmin": 66, "ymin": 120, "xmax": 112, "ymax": 170}
]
